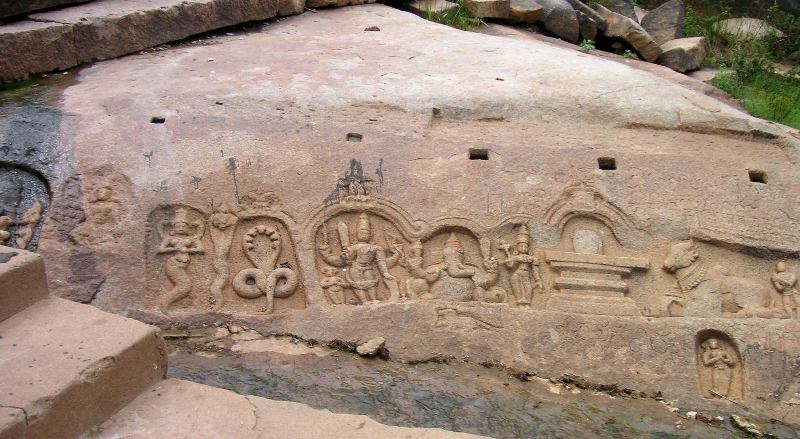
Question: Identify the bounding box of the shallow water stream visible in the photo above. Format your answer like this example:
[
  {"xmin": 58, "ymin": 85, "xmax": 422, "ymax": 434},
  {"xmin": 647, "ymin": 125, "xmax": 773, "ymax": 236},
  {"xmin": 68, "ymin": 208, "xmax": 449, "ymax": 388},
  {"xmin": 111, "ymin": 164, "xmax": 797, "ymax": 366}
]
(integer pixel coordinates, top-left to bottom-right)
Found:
[{"xmin": 165, "ymin": 336, "xmax": 789, "ymax": 439}]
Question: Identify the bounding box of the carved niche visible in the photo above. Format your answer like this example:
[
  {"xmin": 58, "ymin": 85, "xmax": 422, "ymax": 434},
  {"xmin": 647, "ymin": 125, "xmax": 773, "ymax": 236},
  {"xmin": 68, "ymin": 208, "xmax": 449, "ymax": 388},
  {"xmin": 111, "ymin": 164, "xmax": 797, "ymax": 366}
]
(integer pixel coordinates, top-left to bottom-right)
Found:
[
  {"xmin": 696, "ymin": 330, "xmax": 745, "ymax": 401},
  {"xmin": 0, "ymin": 164, "xmax": 49, "ymax": 251},
  {"xmin": 147, "ymin": 196, "xmax": 304, "ymax": 315}
]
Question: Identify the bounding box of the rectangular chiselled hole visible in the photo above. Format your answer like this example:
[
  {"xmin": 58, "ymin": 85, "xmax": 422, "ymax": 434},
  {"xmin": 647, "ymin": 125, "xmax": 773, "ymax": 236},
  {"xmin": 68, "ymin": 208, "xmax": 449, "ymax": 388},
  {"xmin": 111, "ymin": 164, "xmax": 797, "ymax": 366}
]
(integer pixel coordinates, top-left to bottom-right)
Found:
[
  {"xmin": 749, "ymin": 169, "xmax": 767, "ymax": 184},
  {"xmin": 469, "ymin": 148, "xmax": 489, "ymax": 160},
  {"xmin": 598, "ymin": 157, "xmax": 616, "ymax": 170},
  {"xmin": 150, "ymin": 116, "xmax": 166, "ymax": 124},
  {"xmin": 346, "ymin": 133, "xmax": 363, "ymax": 142}
]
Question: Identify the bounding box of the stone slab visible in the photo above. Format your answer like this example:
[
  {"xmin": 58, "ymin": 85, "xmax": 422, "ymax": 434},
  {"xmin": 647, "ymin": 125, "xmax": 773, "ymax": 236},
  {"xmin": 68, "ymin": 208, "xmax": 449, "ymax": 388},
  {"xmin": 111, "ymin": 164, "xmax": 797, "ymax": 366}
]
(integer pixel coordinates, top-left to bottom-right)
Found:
[
  {"xmin": 87, "ymin": 379, "xmax": 489, "ymax": 438},
  {"xmin": 508, "ymin": 0, "xmax": 543, "ymax": 23},
  {"xmin": 658, "ymin": 36, "xmax": 708, "ymax": 73},
  {"xmin": 0, "ymin": 245, "xmax": 48, "ymax": 322},
  {"xmin": 464, "ymin": 0, "xmax": 511, "ymax": 18},
  {"xmin": 0, "ymin": 407, "xmax": 25, "ymax": 439},
  {"xmin": 594, "ymin": 3, "xmax": 662, "ymax": 62},
  {"xmin": 306, "ymin": 0, "xmax": 376, "ymax": 9},
  {"xmin": 0, "ymin": 297, "xmax": 167, "ymax": 439},
  {"xmin": 0, "ymin": 19, "xmax": 77, "ymax": 83},
  {"xmin": 0, "ymin": 0, "xmax": 92, "ymax": 20},
  {"xmin": 0, "ymin": 0, "xmax": 308, "ymax": 82}
]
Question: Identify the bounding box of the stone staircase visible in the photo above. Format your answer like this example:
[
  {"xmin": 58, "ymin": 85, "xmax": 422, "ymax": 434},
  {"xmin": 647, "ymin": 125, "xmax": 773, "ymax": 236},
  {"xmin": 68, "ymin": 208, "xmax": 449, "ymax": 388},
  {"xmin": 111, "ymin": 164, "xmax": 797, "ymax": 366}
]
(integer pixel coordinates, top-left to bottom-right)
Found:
[{"xmin": 0, "ymin": 244, "xmax": 486, "ymax": 439}]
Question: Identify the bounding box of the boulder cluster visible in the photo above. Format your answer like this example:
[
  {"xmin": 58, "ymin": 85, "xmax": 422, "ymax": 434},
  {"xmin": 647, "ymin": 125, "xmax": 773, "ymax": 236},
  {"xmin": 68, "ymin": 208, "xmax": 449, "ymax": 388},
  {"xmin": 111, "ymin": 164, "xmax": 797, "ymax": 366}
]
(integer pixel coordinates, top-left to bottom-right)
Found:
[{"xmin": 443, "ymin": 0, "xmax": 707, "ymax": 72}]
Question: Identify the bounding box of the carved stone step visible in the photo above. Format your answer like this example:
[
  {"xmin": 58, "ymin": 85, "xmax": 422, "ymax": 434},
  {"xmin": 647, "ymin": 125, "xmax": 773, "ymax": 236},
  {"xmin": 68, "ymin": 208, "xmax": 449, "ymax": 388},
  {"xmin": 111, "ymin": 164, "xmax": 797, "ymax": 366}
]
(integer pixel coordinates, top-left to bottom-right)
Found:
[
  {"xmin": 0, "ymin": 297, "xmax": 167, "ymax": 439},
  {"xmin": 0, "ymin": 245, "xmax": 49, "ymax": 323},
  {"xmin": 86, "ymin": 379, "xmax": 488, "ymax": 439}
]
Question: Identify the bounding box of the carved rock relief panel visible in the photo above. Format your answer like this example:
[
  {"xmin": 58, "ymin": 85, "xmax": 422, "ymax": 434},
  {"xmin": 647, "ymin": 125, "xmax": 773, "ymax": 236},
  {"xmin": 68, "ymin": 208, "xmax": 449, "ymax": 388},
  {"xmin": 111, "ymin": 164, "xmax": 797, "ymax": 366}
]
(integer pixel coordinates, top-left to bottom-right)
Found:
[
  {"xmin": 146, "ymin": 200, "xmax": 305, "ymax": 315},
  {"xmin": 70, "ymin": 166, "xmax": 134, "ymax": 246},
  {"xmin": 139, "ymin": 166, "xmax": 799, "ymax": 324},
  {"xmin": 0, "ymin": 164, "xmax": 49, "ymax": 251}
]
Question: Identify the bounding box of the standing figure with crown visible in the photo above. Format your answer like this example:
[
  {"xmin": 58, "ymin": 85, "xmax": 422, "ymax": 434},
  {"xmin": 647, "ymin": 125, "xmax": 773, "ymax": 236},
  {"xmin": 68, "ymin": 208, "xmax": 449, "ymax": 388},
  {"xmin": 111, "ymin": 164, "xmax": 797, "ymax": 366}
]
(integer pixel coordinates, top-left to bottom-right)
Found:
[
  {"xmin": 318, "ymin": 213, "xmax": 400, "ymax": 304},
  {"xmin": 156, "ymin": 207, "xmax": 205, "ymax": 313},
  {"xmin": 498, "ymin": 224, "xmax": 542, "ymax": 306}
]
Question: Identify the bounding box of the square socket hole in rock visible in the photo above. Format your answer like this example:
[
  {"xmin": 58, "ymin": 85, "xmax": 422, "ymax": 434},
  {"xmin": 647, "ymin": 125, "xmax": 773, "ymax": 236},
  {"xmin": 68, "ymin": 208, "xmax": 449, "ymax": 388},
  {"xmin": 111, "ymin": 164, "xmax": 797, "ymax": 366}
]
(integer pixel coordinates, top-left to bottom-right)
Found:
[
  {"xmin": 469, "ymin": 148, "xmax": 489, "ymax": 160},
  {"xmin": 598, "ymin": 157, "xmax": 616, "ymax": 170},
  {"xmin": 749, "ymin": 169, "xmax": 767, "ymax": 184},
  {"xmin": 150, "ymin": 116, "xmax": 166, "ymax": 124},
  {"xmin": 346, "ymin": 133, "xmax": 363, "ymax": 142}
]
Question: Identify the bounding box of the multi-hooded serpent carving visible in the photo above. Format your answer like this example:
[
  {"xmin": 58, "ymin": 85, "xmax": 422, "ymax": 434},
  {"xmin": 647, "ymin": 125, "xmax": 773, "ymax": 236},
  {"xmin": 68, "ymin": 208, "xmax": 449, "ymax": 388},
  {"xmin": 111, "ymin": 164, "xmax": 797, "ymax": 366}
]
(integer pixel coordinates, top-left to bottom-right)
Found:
[{"xmin": 232, "ymin": 225, "xmax": 299, "ymax": 313}]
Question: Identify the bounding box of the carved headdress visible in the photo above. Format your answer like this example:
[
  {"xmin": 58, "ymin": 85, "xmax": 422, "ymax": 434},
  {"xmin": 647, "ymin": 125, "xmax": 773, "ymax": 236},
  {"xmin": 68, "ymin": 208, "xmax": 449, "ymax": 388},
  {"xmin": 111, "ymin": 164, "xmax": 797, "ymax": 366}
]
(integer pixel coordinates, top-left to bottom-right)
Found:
[
  {"xmin": 516, "ymin": 224, "xmax": 530, "ymax": 244},
  {"xmin": 173, "ymin": 207, "xmax": 190, "ymax": 225},
  {"xmin": 410, "ymin": 239, "xmax": 423, "ymax": 251},
  {"xmin": 358, "ymin": 213, "xmax": 371, "ymax": 233}
]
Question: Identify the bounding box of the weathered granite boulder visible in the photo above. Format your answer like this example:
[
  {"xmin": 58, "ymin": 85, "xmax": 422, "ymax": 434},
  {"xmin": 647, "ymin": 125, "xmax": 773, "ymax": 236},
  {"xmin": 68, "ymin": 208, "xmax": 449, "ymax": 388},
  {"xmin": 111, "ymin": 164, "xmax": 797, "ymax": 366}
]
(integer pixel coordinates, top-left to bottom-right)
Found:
[
  {"xmin": 509, "ymin": 0, "xmax": 543, "ymax": 23},
  {"xmin": 714, "ymin": 17, "xmax": 786, "ymax": 40},
  {"xmin": 640, "ymin": 0, "xmax": 684, "ymax": 45},
  {"xmin": 409, "ymin": 0, "xmax": 459, "ymax": 15},
  {"xmin": 564, "ymin": 0, "xmax": 606, "ymax": 31},
  {"xmin": 535, "ymin": 0, "xmax": 580, "ymax": 42},
  {"xmin": 593, "ymin": 4, "xmax": 662, "ymax": 61},
  {"xmin": 356, "ymin": 337, "xmax": 386, "ymax": 356},
  {"xmin": 0, "ymin": 0, "xmax": 92, "ymax": 20},
  {"xmin": 634, "ymin": 5, "xmax": 647, "ymax": 22},
  {"xmin": 576, "ymin": 10, "xmax": 597, "ymax": 41},
  {"xmin": 602, "ymin": 0, "xmax": 637, "ymax": 21},
  {"xmin": 657, "ymin": 36, "xmax": 708, "ymax": 72},
  {"xmin": 464, "ymin": 0, "xmax": 511, "ymax": 18}
]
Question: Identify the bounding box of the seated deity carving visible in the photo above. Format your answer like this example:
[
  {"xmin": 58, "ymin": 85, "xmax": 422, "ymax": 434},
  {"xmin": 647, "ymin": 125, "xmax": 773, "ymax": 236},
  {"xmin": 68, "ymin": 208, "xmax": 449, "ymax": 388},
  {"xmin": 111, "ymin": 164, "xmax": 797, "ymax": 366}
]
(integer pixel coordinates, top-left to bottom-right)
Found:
[{"xmin": 426, "ymin": 233, "xmax": 506, "ymax": 303}]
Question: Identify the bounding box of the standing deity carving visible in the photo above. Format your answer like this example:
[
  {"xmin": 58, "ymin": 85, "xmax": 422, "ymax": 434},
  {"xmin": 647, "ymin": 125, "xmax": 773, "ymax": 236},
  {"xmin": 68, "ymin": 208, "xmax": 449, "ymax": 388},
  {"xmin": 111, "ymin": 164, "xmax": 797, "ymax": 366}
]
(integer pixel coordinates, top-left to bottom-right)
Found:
[
  {"xmin": 207, "ymin": 201, "xmax": 239, "ymax": 309},
  {"xmin": 318, "ymin": 213, "xmax": 400, "ymax": 304},
  {"xmin": 498, "ymin": 225, "xmax": 543, "ymax": 306},
  {"xmin": 700, "ymin": 338, "xmax": 736, "ymax": 398},
  {"xmin": 320, "ymin": 266, "xmax": 348, "ymax": 305},
  {"xmin": 156, "ymin": 207, "xmax": 205, "ymax": 313},
  {"xmin": 772, "ymin": 262, "xmax": 798, "ymax": 319}
]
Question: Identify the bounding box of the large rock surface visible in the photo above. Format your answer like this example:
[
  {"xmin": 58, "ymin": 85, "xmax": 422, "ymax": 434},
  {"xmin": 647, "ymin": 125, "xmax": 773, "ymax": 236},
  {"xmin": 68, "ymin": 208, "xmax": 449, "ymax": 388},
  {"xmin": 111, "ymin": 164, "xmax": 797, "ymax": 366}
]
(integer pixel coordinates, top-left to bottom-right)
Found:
[
  {"xmin": 5, "ymin": 4, "xmax": 799, "ymax": 427},
  {"xmin": 535, "ymin": 0, "xmax": 580, "ymax": 42},
  {"xmin": 658, "ymin": 36, "xmax": 707, "ymax": 72},
  {"xmin": 640, "ymin": 0, "xmax": 683, "ymax": 45},
  {"xmin": 603, "ymin": 0, "xmax": 637, "ymax": 21},
  {"xmin": 715, "ymin": 17, "xmax": 786, "ymax": 40},
  {"xmin": 594, "ymin": 4, "xmax": 663, "ymax": 61}
]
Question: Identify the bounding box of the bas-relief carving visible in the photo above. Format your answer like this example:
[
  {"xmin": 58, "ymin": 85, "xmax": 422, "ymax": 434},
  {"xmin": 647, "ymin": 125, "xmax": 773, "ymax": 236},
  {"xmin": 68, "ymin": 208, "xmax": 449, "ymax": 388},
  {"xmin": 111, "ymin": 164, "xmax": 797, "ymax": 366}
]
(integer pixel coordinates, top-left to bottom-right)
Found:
[
  {"xmin": 148, "ymin": 195, "xmax": 305, "ymax": 314},
  {"xmin": 71, "ymin": 167, "xmax": 134, "ymax": 246},
  {"xmin": 0, "ymin": 165, "xmax": 49, "ymax": 251},
  {"xmin": 696, "ymin": 331, "xmax": 744, "ymax": 401},
  {"xmin": 662, "ymin": 240, "xmax": 793, "ymax": 319}
]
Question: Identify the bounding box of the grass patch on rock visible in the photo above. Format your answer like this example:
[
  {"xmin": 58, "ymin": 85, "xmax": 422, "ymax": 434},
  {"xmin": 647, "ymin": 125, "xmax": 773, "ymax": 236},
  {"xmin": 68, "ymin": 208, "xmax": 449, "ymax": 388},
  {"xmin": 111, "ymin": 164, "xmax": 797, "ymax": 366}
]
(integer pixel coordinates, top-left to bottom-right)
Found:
[
  {"xmin": 684, "ymin": 0, "xmax": 800, "ymax": 128},
  {"xmin": 424, "ymin": 0, "xmax": 483, "ymax": 31}
]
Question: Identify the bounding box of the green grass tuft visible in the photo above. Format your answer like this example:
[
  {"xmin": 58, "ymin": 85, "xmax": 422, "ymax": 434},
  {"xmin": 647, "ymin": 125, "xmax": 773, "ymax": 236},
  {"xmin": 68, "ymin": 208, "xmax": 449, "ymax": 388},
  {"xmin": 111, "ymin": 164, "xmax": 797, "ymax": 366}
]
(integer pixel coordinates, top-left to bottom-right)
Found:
[{"xmin": 424, "ymin": 0, "xmax": 482, "ymax": 32}]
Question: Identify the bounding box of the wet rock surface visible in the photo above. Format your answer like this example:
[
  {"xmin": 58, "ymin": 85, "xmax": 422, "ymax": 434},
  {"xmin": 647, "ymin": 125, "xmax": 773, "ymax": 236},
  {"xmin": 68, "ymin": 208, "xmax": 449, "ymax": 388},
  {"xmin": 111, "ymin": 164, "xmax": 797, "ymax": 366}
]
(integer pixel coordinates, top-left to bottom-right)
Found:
[{"xmin": 165, "ymin": 335, "xmax": 799, "ymax": 438}]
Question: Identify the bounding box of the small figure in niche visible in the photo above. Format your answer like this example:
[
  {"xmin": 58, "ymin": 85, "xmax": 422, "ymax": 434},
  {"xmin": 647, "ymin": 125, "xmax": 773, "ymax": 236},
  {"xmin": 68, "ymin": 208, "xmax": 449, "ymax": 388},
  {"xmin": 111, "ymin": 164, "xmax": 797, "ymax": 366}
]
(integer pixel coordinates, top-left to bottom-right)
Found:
[
  {"xmin": 771, "ymin": 262, "xmax": 798, "ymax": 319},
  {"xmin": 320, "ymin": 266, "xmax": 348, "ymax": 305},
  {"xmin": 701, "ymin": 338, "xmax": 736, "ymax": 398},
  {"xmin": 498, "ymin": 225, "xmax": 542, "ymax": 306}
]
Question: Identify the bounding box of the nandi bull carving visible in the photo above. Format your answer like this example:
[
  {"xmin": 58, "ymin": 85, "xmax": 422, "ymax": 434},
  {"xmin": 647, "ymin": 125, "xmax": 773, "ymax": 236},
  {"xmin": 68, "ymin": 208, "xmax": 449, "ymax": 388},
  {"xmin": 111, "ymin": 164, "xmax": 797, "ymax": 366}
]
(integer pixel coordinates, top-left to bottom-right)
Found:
[
  {"xmin": 232, "ymin": 225, "xmax": 299, "ymax": 313},
  {"xmin": 662, "ymin": 240, "xmax": 785, "ymax": 318}
]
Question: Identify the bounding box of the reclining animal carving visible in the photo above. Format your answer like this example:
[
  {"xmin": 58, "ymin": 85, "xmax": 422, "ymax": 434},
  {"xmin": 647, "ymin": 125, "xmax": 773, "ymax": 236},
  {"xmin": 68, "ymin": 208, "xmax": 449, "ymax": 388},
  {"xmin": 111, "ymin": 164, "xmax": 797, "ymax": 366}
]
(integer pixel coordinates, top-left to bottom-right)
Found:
[
  {"xmin": 662, "ymin": 240, "xmax": 784, "ymax": 318},
  {"xmin": 232, "ymin": 225, "xmax": 299, "ymax": 313}
]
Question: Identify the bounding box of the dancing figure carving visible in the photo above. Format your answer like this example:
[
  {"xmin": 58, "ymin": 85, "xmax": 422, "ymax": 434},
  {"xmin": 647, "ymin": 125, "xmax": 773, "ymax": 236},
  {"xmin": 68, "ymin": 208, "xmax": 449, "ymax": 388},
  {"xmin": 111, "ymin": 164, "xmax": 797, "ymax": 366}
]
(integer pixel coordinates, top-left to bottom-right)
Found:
[{"xmin": 156, "ymin": 208, "xmax": 205, "ymax": 313}]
